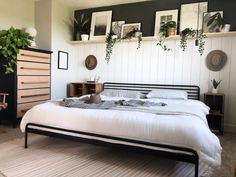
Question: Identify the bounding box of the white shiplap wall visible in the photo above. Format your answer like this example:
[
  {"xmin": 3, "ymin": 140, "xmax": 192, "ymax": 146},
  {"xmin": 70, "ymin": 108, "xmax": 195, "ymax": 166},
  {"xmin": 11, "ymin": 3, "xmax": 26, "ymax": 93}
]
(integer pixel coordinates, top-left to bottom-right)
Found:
[{"xmin": 71, "ymin": 36, "xmax": 236, "ymax": 132}]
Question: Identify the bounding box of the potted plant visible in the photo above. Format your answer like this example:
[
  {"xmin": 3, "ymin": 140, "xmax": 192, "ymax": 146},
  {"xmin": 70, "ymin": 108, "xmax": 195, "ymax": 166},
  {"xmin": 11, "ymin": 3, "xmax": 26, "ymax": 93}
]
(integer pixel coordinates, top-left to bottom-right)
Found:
[
  {"xmin": 122, "ymin": 28, "xmax": 142, "ymax": 49},
  {"xmin": 74, "ymin": 13, "xmax": 90, "ymax": 41},
  {"xmin": 156, "ymin": 21, "xmax": 176, "ymax": 51},
  {"xmin": 105, "ymin": 28, "xmax": 143, "ymax": 63},
  {"xmin": 0, "ymin": 27, "xmax": 32, "ymax": 74},
  {"xmin": 160, "ymin": 21, "xmax": 177, "ymax": 37},
  {"xmin": 207, "ymin": 12, "xmax": 230, "ymax": 32},
  {"xmin": 180, "ymin": 28, "xmax": 206, "ymax": 55},
  {"xmin": 211, "ymin": 79, "xmax": 221, "ymax": 93}
]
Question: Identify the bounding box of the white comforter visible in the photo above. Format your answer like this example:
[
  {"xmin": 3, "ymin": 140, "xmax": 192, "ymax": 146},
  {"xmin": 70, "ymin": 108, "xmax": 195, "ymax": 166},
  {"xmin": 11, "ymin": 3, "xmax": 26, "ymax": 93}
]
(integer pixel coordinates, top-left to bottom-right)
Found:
[{"xmin": 20, "ymin": 96, "xmax": 222, "ymax": 167}]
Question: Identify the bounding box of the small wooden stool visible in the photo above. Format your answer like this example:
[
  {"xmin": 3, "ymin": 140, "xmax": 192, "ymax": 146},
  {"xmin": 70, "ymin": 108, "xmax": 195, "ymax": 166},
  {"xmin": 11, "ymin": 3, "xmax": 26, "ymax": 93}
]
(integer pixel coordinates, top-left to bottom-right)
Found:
[{"xmin": 0, "ymin": 93, "xmax": 8, "ymax": 110}]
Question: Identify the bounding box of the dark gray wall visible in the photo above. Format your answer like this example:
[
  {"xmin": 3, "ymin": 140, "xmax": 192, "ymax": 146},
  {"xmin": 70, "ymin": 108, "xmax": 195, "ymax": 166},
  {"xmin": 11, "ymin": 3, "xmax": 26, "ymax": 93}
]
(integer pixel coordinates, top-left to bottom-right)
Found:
[{"xmin": 74, "ymin": 0, "xmax": 236, "ymax": 39}]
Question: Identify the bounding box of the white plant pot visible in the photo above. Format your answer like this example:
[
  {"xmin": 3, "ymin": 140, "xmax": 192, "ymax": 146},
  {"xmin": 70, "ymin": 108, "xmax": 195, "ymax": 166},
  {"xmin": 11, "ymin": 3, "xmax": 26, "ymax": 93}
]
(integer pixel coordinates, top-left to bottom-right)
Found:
[
  {"xmin": 220, "ymin": 24, "xmax": 231, "ymax": 33},
  {"xmin": 135, "ymin": 32, "xmax": 142, "ymax": 37},
  {"xmin": 112, "ymin": 35, "xmax": 118, "ymax": 39},
  {"xmin": 81, "ymin": 34, "xmax": 89, "ymax": 41},
  {"xmin": 212, "ymin": 88, "xmax": 218, "ymax": 94}
]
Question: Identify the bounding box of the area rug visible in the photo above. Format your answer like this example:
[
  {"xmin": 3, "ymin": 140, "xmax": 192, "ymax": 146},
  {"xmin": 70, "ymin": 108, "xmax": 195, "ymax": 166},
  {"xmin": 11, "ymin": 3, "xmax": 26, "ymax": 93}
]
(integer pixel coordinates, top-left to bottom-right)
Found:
[
  {"xmin": 0, "ymin": 129, "xmax": 6, "ymax": 134},
  {"xmin": 0, "ymin": 136, "xmax": 213, "ymax": 177}
]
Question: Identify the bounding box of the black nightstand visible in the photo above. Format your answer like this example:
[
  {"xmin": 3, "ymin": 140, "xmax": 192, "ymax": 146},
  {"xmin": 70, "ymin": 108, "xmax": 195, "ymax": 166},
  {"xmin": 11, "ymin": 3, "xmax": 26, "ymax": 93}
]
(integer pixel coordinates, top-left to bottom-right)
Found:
[{"xmin": 204, "ymin": 93, "xmax": 225, "ymax": 135}]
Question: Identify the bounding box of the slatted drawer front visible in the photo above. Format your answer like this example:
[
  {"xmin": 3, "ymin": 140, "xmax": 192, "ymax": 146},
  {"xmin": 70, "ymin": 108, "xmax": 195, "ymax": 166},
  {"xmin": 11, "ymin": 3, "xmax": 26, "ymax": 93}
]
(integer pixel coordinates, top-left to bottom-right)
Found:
[
  {"xmin": 17, "ymin": 88, "xmax": 50, "ymax": 103},
  {"xmin": 17, "ymin": 100, "xmax": 47, "ymax": 118},
  {"xmin": 17, "ymin": 61, "xmax": 50, "ymax": 75},
  {"xmin": 18, "ymin": 76, "xmax": 50, "ymax": 89},
  {"xmin": 17, "ymin": 50, "xmax": 50, "ymax": 63}
]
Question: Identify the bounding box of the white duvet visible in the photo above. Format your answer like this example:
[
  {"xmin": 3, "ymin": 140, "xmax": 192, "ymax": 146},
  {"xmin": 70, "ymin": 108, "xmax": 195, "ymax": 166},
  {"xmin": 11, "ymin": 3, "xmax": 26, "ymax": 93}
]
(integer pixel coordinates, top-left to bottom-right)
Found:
[{"xmin": 20, "ymin": 96, "xmax": 222, "ymax": 167}]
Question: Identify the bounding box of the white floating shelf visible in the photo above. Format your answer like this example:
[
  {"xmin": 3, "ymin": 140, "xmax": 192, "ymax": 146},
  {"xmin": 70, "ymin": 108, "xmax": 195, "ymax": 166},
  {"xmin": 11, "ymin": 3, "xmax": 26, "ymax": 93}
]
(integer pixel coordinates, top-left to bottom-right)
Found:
[{"xmin": 68, "ymin": 31, "xmax": 236, "ymax": 45}]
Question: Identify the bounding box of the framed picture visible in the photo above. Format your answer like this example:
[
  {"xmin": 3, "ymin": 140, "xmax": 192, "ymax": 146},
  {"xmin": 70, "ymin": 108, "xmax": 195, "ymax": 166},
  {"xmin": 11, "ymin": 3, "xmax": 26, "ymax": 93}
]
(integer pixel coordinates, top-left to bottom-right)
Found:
[
  {"xmin": 180, "ymin": 2, "xmax": 208, "ymax": 31},
  {"xmin": 121, "ymin": 23, "xmax": 141, "ymax": 38},
  {"xmin": 89, "ymin": 10, "xmax": 112, "ymax": 40},
  {"xmin": 203, "ymin": 11, "xmax": 223, "ymax": 33},
  {"xmin": 154, "ymin": 9, "xmax": 178, "ymax": 36},
  {"xmin": 58, "ymin": 51, "xmax": 68, "ymax": 70},
  {"xmin": 112, "ymin": 21, "xmax": 125, "ymax": 39}
]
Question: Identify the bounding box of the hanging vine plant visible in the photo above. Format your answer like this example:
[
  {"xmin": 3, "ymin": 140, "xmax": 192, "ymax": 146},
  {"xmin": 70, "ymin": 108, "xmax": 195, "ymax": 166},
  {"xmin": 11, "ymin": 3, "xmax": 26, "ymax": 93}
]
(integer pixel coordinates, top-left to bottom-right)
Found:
[
  {"xmin": 0, "ymin": 27, "xmax": 32, "ymax": 74},
  {"xmin": 105, "ymin": 33, "xmax": 117, "ymax": 63},
  {"xmin": 180, "ymin": 28, "xmax": 206, "ymax": 55},
  {"xmin": 105, "ymin": 28, "xmax": 142, "ymax": 63},
  {"xmin": 156, "ymin": 21, "xmax": 177, "ymax": 51}
]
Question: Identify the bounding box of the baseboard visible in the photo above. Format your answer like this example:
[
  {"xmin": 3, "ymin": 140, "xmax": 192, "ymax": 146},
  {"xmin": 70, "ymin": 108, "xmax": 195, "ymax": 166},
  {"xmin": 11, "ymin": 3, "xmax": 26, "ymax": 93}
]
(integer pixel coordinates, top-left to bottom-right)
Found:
[{"xmin": 224, "ymin": 124, "xmax": 236, "ymax": 133}]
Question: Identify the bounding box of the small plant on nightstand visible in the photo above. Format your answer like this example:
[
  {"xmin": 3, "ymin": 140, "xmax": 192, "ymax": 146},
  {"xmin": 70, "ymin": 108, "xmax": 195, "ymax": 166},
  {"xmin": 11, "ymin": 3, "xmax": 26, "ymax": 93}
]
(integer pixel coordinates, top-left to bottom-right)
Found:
[{"xmin": 211, "ymin": 79, "xmax": 221, "ymax": 93}]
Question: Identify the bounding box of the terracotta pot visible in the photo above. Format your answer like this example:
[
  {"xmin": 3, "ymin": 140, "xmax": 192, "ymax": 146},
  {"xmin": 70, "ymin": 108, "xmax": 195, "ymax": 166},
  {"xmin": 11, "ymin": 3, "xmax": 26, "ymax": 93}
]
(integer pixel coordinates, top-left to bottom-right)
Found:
[{"xmin": 168, "ymin": 28, "xmax": 176, "ymax": 36}]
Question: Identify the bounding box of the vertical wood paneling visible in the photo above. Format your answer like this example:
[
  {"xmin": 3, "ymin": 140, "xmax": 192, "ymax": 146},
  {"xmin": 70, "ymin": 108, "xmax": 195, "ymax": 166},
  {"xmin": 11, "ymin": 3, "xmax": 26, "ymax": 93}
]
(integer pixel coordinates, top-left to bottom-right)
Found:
[{"xmin": 73, "ymin": 36, "xmax": 236, "ymax": 131}]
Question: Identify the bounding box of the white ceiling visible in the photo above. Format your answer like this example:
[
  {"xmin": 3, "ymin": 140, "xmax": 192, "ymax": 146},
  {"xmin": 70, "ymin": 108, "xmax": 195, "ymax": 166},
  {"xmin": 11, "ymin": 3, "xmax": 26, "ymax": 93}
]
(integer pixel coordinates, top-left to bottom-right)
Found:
[{"xmin": 59, "ymin": 0, "xmax": 151, "ymax": 10}]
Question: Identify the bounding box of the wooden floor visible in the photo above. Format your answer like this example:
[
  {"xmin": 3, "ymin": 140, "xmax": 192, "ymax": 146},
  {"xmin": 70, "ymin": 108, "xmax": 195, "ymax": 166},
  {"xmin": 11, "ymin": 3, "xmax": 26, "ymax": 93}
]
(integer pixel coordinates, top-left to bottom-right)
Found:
[{"xmin": 0, "ymin": 124, "xmax": 236, "ymax": 177}]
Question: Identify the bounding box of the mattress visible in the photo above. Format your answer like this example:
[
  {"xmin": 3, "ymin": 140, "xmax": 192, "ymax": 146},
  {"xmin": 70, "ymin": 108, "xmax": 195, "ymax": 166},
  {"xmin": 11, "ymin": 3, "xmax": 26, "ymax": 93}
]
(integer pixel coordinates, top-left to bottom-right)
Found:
[{"xmin": 20, "ymin": 96, "xmax": 222, "ymax": 167}]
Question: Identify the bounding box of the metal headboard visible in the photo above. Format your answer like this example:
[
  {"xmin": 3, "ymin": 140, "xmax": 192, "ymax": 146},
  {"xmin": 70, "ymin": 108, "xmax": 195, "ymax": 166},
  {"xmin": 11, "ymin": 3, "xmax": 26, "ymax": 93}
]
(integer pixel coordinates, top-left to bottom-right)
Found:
[{"xmin": 103, "ymin": 82, "xmax": 200, "ymax": 100}]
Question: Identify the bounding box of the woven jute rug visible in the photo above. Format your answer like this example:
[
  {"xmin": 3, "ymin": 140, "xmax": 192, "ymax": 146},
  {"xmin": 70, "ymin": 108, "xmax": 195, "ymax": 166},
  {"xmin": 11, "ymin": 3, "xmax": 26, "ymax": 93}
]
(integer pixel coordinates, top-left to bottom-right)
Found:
[
  {"xmin": 0, "ymin": 136, "xmax": 213, "ymax": 177},
  {"xmin": 0, "ymin": 129, "xmax": 6, "ymax": 134}
]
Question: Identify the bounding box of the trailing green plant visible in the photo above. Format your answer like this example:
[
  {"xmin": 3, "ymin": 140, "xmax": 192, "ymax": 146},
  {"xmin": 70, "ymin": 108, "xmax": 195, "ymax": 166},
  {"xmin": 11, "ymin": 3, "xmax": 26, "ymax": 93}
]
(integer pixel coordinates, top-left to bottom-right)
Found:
[
  {"xmin": 211, "ymin": 79, "xmax": 221, "ymax": 89},
  {"xmin": 105, "ymin": 33, "xmax": 117, "ymax": 63},
  {"xmin": 180, "ymin": 28, "xmax": 196, "ymax": 51},
  {"xmin": 105, "ymin": 28, "xmax": 143, "ymax": 63},
  {"xmin": 121, "ymin": 28, "xmax": 142, "ymax": 49},
  {"xmin": 207, "ymin": 12, "xmax": 224, "ymax": 31},
  {"xmin": 180, "ymin": 28, "xmax": 206, "ymax": 55},
  {"xmin": 156, "ymin": 35, "xmax": 171, "ymax": 51},
  {"xmin": 195, "ymin": 30, "xmax": 207, "ymax": 55},
  {"xmin": 0, "ymin": 27, "xmax": 32, "ymax": 74},
  {"xmin": 157, "ymin": 21, "xmax": 176, "ymax": 51}
]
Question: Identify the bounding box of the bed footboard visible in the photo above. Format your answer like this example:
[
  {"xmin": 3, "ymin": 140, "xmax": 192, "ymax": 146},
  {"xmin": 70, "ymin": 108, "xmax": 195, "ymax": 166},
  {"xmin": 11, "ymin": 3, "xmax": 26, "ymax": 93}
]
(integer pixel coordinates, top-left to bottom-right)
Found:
[{"xmin": 25, "ymin": 123, "xmax": 199, "ymax": 177}]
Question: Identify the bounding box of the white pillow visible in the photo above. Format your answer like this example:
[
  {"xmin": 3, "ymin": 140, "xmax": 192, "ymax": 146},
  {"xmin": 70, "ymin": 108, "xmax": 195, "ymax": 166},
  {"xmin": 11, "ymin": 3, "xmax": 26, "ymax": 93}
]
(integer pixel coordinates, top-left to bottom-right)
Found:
[
  {"xmin": 100, "ymin": 89, "xmax": 143, "ymax": 99},
  {"xmin": 146, "ymin": 89, "xmax": 188, "ymax": 100}
]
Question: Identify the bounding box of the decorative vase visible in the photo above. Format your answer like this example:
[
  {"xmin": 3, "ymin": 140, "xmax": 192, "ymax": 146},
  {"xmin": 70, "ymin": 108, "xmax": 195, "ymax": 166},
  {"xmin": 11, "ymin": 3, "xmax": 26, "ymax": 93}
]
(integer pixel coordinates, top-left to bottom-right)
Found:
[
  {"xmin": 168, "ymin": 28, "xmax": 176, "ymax": 36},
  {"xmin": 81, "ymin": 34, "xmax": 89, "ymax": 41},
  {"xmin": 220, "ymin": 24, "xmax": 231, "ymax": 33},
  {"xmin": 212, "ymin": 88, "xmax": 218, "ymax": 94}
]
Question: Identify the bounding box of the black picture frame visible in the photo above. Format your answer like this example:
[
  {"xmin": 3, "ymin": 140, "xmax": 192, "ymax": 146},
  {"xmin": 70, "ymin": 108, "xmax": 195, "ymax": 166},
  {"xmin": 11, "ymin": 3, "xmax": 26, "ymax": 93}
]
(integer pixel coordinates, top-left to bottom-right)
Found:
[{"xmin": 58, "ymin": 51, "xmax": 68, "ymax": 70}]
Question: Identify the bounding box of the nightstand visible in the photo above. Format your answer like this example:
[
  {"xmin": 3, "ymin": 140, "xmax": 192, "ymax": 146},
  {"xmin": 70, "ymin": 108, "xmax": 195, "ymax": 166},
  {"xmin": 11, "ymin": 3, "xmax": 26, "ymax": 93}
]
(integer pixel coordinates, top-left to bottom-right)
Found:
[
  {"xmin": 68, "ymin": 82, "xmax": 103, "ymax": 97},
  {"xmin": 204, "ymin": 93, "xmax": 225, "ymax": 135}
]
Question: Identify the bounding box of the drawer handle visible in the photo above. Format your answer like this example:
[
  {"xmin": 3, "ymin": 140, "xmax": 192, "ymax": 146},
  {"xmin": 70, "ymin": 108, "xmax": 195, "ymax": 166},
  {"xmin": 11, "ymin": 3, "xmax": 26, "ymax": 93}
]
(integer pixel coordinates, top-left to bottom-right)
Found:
[
  {"xmin": 20, "ymin": 67, "xmax": 49, "ymax": 71},
  {"xmin": 21, "ymin": 93, "xmax": 49, "ymax": 98},
  {"xmin": 21, "ymin": 81, "xmax": 49, "ymax": 84},
  {"xmin": 21, "ymin": 54, "xmax": 50, "ymax": 59}
]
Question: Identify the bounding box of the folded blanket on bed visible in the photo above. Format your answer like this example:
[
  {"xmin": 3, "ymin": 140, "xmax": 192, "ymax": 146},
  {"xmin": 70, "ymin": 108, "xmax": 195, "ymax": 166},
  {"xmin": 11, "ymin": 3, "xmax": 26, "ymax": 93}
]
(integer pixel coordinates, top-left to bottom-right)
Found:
[{"xmin": 60, "ymin": 98, "xmax": 166, "ymax": 109}]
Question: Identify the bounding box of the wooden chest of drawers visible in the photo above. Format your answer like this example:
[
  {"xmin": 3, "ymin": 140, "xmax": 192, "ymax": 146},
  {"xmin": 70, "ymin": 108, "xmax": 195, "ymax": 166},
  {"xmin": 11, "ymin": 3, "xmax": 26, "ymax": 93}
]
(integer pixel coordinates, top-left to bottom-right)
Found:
[
  {"xmin": 0, "ymin": 48, "xmax": 52, "ymax": 127},
  {"xmin": 16, "ymin": 49, "xmax": 52, "ymax": 118}
]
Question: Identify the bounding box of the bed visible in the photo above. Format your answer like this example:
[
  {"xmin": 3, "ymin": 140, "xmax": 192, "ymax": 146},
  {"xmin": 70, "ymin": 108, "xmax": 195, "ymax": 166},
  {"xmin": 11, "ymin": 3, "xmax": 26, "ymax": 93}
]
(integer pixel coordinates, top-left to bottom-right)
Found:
[{"xmin": 20, "ymin": 82, "xmax": 222, "ymax": 177}]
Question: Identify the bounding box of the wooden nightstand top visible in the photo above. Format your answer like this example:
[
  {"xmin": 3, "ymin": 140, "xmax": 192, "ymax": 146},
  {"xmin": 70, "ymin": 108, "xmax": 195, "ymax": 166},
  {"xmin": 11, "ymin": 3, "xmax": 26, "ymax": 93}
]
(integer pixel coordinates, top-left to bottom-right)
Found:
[{"xmin": 204, "ymin": 92, "xmax": 225, "ymax": 96}]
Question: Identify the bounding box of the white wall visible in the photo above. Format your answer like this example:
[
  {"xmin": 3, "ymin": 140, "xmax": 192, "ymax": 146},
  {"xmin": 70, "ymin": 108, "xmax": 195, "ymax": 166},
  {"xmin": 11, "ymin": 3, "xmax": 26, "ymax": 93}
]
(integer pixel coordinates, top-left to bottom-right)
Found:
[
  {"xmin": 35, "ymin": 0, "xmax": 52, "ymax": 50},
  {"xmin": 71, "ymin": 37, "xmax": 236, "ymax": 132},
  {"xmin": 0, "ymin": 0, "xmax": 34, "ymax": 30},
  {"xmin": 50, "ymin": 0, "xmax": 75, "ymax": 99},
  {"xmin": 34, "ymin": 0, "xmax": 75, "ymax": 99}
]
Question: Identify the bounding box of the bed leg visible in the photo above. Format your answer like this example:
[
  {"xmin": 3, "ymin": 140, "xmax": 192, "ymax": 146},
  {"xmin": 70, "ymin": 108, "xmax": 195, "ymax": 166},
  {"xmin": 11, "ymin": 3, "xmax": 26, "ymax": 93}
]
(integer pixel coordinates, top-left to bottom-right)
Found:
[
  {"xmin": 24, "ymin": 129, "xmax": 28, "ymax": 149},
  {"xmin": 195, "ymin": 160, "xmax": 199, "ymax": 177}
]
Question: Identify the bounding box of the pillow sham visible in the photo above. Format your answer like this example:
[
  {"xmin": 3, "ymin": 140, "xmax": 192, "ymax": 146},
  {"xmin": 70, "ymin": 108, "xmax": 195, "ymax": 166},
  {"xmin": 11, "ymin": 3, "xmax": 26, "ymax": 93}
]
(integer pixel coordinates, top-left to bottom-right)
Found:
[
  {"xmin": 100, "ymin": 89, "xmax": 144, "ymax": 99},
  {"xmin": 146, "ymin": 89, "xmax": 188, "ymax": 100}
]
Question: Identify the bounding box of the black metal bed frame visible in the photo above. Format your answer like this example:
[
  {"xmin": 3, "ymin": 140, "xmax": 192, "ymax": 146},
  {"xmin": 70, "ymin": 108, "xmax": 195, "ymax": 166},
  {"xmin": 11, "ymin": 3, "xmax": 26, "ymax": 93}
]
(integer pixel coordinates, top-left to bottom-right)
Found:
[{"xmin": 24, "ymin": 82, "xmax": 200, "ymax": 177}]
